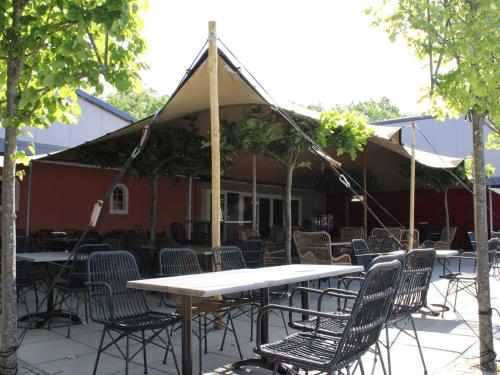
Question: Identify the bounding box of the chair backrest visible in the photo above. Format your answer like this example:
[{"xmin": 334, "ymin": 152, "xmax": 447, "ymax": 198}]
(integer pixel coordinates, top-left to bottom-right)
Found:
[
  {"xmin": 16, "ymin": 236, "xmax": 36, "ymax": 252},
  {"xmin": 87, "ymin": 251, "xmax": 149, "ymax": 323},
  {"xmin": 490, "ymin": 231, "xmax": 500, "ymax": 239},
  {"xmin": 370, "ymin": 235, "xmax": 399, "ymax": 254},
  {"xmin": 102, "ymin": 237, "xmax": 121, "ymax": 251},
  {"xmin": 270, "ymin": 226, "xmax": 285, "ymax": 249},
  {"xmin": 293, "ymin": 231, "xmax": 332, "ymax": 264},
  {"xmin": 332, "ymin": 260, "xmax": 402, "ymax": 367},
  {"xmin": 171, "ymin": 222, "xmax": 187, "ymax": 243},
  {"xmin": 403, "ymin": 229, "xmax": 420, "ymax": 248},
  {"xmin": 159, "ymin": 248, "xmax": 202, "ymax": 276},
  {"xmin": 468, "ymin": 231, "xmax": 477, "ymax": 251},
  {"xmin": 340, "ymin": 227, "xmax": 364, "ymax": 242},
  {"xmin": 69, "ymin": 243, "xmax": 113, "ymax": 283},
  {"xmin": 488, "ymin": 238, "xmax": 499, "ymax": 268},
  {"xmin": 390, "ymin": 248, "xmax": 436, "ymax": 320},
  {"xmin": 351, "ymin": 239, "xmax": 372, "ymax": 269},
  {"xmin": 240, "ymin": 239, "xmax": 264, "ymax": 268},
  {"xmin": 440, "ymin": 226, "xmax": 457, "ymax": 244},
  {"xmin": 238, "ymin": 227, "xmax": 260, "ymax": 242},
  {"xmin": 212, "ymin": 246, "xmax": 247, "ymax": 271},
  {"xmin": 371, "ymin": 227, "xmax": 403, "ymax": 241},
  {"xmin": 193, "ymin": 221, "xmax": 211, "ymax": 245}
]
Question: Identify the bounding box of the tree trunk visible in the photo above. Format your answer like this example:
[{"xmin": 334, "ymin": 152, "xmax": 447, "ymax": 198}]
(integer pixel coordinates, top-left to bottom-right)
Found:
[
  {"xmin": 444, "ymin": 188, "xmax": 449, "ymax": 232},
  {"xmin": 1, "ymin": 2, "xmax": 24, "ymax": 371},
  {"xmin": 284, "ymin": 161, "xmax": 295, "ymax": 264},
  {"xmin": 148, "ymin": 174, "xmax": 159, "ymax": 247},
  {"xmin": 471, "ymin": 110, "xmax": 495, "ymax": 371},
  {"xmin": 1, "ymin": 128, "xmax": 18, "ymax": 375}
]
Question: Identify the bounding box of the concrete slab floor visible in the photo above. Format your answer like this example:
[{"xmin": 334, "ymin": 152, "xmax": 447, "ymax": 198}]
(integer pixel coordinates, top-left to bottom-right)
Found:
[{"xmin": 8, "ymin": 261, "xmax": 500, "ymax": 375}]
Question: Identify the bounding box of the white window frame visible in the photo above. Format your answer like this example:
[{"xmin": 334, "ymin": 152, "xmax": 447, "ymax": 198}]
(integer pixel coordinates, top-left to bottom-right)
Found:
[
  {"xmin": 110, "ymin": 183, "xmax": 129, "ymax": 215},
  {"xmin": 0, "ymin": 177, "xmax": 20, "ymax": 212},
  {"xmin": 204, "ymin": 189, "xmax": 302, "ymax": 227}
]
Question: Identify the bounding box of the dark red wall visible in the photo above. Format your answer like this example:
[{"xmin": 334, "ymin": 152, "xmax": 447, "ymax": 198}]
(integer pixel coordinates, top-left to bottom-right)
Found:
[
  {"xmin": 15, "ymin": 162, "xmax": 190, "ymax": 235},
  {"xmin": 325, "ymin": 188, "xmax": 500, "ymax": 249}
]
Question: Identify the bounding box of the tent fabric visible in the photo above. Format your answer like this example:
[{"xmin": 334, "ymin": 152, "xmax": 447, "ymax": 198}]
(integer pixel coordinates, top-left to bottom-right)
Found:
[{"xmin": 40, "ymin": 46, "xmax": 464, "ymax": 173}]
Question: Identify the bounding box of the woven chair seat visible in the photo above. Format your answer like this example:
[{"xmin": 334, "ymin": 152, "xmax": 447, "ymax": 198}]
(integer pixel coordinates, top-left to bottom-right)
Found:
[
  {"xmin": 258, "ymin": 332, "xmax": 341, "ymax": 367},
  {"xmin": 292, "ymin": 315, "xmax": 348, "ymax": 335},
  {"xmin": 108, "ymin": 311, "xmax": 180, "ymax": 331},
  {"xmin": 442, "ymin": 272, "xmax": 476, "ymax": 281}
]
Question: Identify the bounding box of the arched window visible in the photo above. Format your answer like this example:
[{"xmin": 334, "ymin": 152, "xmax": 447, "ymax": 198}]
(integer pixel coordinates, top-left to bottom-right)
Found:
[{"xmin": 110, "ymin": 183, "xmax": 129, "ymax": 214}]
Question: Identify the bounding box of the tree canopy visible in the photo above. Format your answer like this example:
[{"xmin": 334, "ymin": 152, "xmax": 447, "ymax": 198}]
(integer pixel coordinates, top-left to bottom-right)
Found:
[
  {"xmin": 105, "ymin": 88, "xmax": 169, "ymax": 120},
  {"xmin": 0, "ymin": 1, "xmax": 147, "ymax": 372},
  {"xmin": 369, "ymin": 1, "xmax": 499, "ymax": 369},
  {"xmin": 338, "ymin": 97, "xmax": 404, "ymax": 121}
]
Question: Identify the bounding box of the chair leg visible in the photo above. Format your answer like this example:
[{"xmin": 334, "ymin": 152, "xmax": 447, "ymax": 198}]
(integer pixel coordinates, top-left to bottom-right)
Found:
[
  {"xmin": 410, "ymin": 316, "xmax": 428, "ymax": 375},
  {"xmin": 67, "ymin": 292, "xmax": 75, "ymax": 338},
  {"xmin": 220, "ymin": 313, "xmax": 230, "ymax": 352},
  {"xmin": 141, "ymin": 330, "xmax": 148, "ymax": 374},
  {"xmin": 166, "ymin": 326, "xmax": 180, "ymax": 375},
  {"xmin": 125, "ymin": 332, "xmax": 130, "ymax": 375},
  {"xmin": 250, "ymin": 304, "xmax": 254, "ymax": 341},
  {"xmin": 228, "ymin": 311, "xmax": 243, "ymax": 360},
  {"xmin": 279, "ymin": 308, "xmax": 289, "ymax": 335},
  {"xmin": 359, "ymin": 358, "xmax": 365, "ymax": 375},
  {"xmin": 375, "ymin": 342, "xmax": 387, "ymax": 375},
  {"xmin": 93, "ymin": 328, "xmax": 107, "ymax": 375},
  {"xmin": 204, "ymin": 314, "xmax": 208, "ymax": 354},
  {"xmin": 198, "ymin": 315, "xmax": 203, "ymax": 375},
  {"xmin": 442, "ymin": 281, "xmax": 452, "ymax": 317},
  {"xmin": 385, "ymin": 325, "xmax": 392, "ymax": 375},
  {"xmin": 34, "ymin": 283, "xmax": 39, "ymax": 313}
]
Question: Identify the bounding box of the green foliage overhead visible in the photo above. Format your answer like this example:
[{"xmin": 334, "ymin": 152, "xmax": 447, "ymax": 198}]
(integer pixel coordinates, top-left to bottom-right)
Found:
[
  {"xmin": 315, "ymin": 168, "xmax": 377, "ymax": 196},
  {"xmin": 337, "ymin": 97, "xmax": 404, "ymax": 121},
  {"xmin": 80, "ymin": 119, "xmax": 210, "ymax": 180},
  {"xmin": 320, "ymin": 108, "xmax": 374, "ymax": 160},
  {"xmin": 0, "ymin": 0, "xmax": 146, "ymax": 133},
  {"xmin": 368, "ymin": 0, "xmax": 499, "ymax": 146},
  {"xmin": 400, "ymin": 161, "xmax": 469, "ymax": 192},
  {"xmin": 105, "ymin": 88, "xmax": 169, "ymax": 120}
]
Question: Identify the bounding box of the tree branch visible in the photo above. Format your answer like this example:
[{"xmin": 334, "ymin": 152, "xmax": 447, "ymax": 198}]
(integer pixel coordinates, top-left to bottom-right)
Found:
[{"xmin": 87, "ymin": 28, "xmax": 106, "ymax": 74}]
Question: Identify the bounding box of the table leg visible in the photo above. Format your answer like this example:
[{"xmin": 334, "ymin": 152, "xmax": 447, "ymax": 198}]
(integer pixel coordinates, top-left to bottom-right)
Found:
[
  {"xmin": 260, "ymin": 287, "xmax": 269, "ymax": 344},
  {"xmin": 181, "ymin": 295, "xmax": 192, "ymax": 375},
  {"xmin": 301, "ymin": 280, "xmax": 309, "ymax": 321}
]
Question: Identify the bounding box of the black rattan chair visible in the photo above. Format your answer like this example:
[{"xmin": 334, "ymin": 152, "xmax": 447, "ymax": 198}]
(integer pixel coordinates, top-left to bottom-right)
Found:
[
  {"xmin": 441, "ymin": 238, "xmax": 498, "ymax": 314},
  {"xmin": 171, "ymin": 222, "xmax": 192, "ymax": 245},
  {"xmin": 16, "ymin": 235, "xmax": 44, "ymax": 315},
  {"xmin": 87, "ymin": 251, "xmax": 180, "ymax": 375},
  {"xmin": 51, "ymin": 243, "xmax": 113, "ymax": 338},
  {"xmin": 384, "ymin": 248, "xmax": 436, "ymax": 375},
  {"xmin": 289, "ymin": 252, "xmax": 405, "ymax": 336},
  {"xmin": 240, "ymin": 239, "xmax": 264, "ymax": 268},
  {"xmin": 159, "ymin": 248, "xmax": 243, "ymax": 374},
  {"xmin": 255, "ymin": 260, "xmax": 402, "ymax": 375}
]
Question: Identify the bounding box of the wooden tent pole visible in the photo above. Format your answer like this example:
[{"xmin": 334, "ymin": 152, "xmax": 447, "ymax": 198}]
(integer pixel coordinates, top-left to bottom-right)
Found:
[
  {"xmin": 209, "ymin": 21, "xmax": 221, "ymax": 248},
  {"xmin": 252, "ymin": 153, "xmax": 257, "ymax": 231},
  {"xmin": 363, "ymin": 153, "xmax": 368, "ymax": 239},
  {"xmin": 408, "ymin": 122, "xmax": 416, "ymax": 250}
]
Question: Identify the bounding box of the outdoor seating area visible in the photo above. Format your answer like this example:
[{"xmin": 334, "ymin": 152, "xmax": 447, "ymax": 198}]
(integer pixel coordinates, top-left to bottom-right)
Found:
[
  {"xmin": 0, "ymin": 4, "xmax": 498, "ymax": 375},
  {"xmin": 10, "ymin": 227, "xmax": 499, "ymax": 375}
]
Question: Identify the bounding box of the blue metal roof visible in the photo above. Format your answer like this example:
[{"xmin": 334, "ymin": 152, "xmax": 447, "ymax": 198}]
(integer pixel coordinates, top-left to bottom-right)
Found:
[{"xmin": 76, "ymin": 89, "xmax": 137, "ymax": 122}]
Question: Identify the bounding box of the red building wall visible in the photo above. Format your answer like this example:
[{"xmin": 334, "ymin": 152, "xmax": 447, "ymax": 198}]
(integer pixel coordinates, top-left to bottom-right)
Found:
[
  {"xmin": 15, "ymin": 162, "xmax": 189, "ymax": 235},
  {"xmin": 325, "ymin": 188, "xmax": 500, "ymax": 249}
]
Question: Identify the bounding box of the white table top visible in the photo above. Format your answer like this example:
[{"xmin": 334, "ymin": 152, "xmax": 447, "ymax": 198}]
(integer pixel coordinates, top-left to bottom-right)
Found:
[
  {"xmin": 435, "ymin": 250, "xmax": 459, "ymax": 258},
  {"xmin": 128, "ymin": 264, "xmax": 364, "ymax": 297},
  {"xmin": 17, "ymin": 251, "xmax": 72, "ymax": 263}
]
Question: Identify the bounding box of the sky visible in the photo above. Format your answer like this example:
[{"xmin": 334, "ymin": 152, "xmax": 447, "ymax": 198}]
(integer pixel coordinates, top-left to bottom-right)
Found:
[{"xmin": 139, "ymin": 0, "xmax": 430, "ymax": 116}]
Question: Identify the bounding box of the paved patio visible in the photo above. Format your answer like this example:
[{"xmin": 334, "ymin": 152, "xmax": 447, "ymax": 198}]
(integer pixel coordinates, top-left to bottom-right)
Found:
[{"xmin": 13, "ymin": 260, "xmax": 500, "ymax": 375}]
